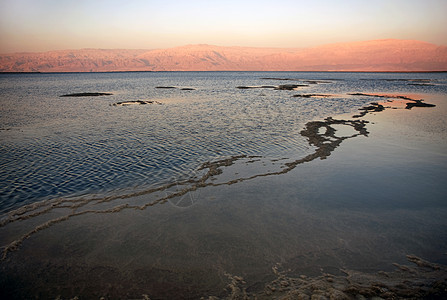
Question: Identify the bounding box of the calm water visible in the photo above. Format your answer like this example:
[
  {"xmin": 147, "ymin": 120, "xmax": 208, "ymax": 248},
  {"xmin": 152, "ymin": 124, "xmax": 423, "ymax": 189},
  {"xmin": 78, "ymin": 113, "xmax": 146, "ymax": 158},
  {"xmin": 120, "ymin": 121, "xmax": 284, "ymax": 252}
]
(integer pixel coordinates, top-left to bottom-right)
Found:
[
  {"xmin": 1, "ymin": 71, "xmax": 446, "ymax": 213},
  {"xmin": 1, "ymin": 72, "xmax": 447, "ymax": 298}
]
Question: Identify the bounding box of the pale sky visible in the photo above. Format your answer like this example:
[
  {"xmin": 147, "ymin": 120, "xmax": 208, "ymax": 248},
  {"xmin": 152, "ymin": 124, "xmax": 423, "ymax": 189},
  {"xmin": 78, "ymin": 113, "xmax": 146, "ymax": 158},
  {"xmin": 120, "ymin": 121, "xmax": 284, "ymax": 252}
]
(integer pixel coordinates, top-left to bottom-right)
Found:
[{"xmin": 1, "ymin": 0, "xmax": 446, "ymax": 53}]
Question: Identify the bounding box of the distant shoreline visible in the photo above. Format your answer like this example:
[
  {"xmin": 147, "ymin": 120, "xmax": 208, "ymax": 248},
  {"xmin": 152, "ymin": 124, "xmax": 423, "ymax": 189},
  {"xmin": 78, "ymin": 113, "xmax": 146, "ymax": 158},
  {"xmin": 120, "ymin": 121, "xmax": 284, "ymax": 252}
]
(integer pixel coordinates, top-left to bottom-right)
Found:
[
  {"xmin": 2, "ymin": 40, "xmax": 446, "ymax": 72},
  {"xmin": 1, "ymin": 70, "xmax": 447, "ymax": 74}
]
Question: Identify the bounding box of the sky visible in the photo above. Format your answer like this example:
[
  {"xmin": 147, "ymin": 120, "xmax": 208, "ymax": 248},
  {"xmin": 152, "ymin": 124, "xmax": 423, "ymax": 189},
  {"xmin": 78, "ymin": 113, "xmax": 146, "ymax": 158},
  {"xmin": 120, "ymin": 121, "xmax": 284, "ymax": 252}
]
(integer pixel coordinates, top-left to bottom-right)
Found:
[{"xmin": 0, "ymin": 0, "xmax": 446, "ymax": 53}]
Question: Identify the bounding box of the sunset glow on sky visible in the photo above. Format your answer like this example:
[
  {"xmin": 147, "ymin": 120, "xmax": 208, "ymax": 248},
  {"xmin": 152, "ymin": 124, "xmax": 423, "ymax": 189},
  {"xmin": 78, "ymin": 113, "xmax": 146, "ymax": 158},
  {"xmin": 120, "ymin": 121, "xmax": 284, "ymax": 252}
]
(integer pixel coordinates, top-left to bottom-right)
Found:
[{"xmin": 1, "ymin": 0, "xmax": 446, "ymax": 53}]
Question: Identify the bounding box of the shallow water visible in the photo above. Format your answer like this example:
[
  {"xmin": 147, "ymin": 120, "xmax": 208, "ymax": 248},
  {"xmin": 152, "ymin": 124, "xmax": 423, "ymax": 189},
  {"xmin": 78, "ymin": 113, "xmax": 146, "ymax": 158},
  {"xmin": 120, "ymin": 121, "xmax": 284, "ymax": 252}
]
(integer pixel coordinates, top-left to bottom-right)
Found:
[
  {"xmin": 1, "ymin": 71, "xmax": 446, "ymax": 213},
  {"xmin": 1, "ymin": 72, "xmax": 447, "ymax": 298}
]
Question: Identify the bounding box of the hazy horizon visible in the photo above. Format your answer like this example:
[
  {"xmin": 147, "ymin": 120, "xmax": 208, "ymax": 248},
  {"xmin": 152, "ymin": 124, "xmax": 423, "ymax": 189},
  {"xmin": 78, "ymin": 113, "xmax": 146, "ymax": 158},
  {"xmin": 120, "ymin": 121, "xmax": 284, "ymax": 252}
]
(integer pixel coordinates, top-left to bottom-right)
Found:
[
  {"xmin": 1, "ymin": 0, "xmax": 447, "ymax": 53},
  {"xmin": 1, "ymin": 38, "xmax": 447, "ymax": 55}
]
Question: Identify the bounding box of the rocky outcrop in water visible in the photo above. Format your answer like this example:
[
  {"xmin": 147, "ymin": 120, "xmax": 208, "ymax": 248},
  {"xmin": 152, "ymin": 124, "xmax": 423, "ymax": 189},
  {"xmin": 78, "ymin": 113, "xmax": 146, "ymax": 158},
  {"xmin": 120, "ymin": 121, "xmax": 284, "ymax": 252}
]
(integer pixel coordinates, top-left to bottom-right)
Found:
[
  {"xmin": 59, "ymin": 92, "xmax": 113, "ymax": 97},
  {"xmin": 112, "ymin": 100, "xmax": 162, "ymax": 106},
  {"xmin": 156, "ymin": 86, "xmax": 196, "ymax": 90},
  {"xmin": 349, "ymin": 92, "xmax": 436, "ymax": 113},
  {"xmin": 274, "ymin": 84, "xmax": 308, "ymax": 90},
  {"xmin": 293, "ymin": 94, "xmax": 333, "ymax": 98},
  {"xmin": 405, "ymin": 99, "xmax": 436, "ymax": 109}
]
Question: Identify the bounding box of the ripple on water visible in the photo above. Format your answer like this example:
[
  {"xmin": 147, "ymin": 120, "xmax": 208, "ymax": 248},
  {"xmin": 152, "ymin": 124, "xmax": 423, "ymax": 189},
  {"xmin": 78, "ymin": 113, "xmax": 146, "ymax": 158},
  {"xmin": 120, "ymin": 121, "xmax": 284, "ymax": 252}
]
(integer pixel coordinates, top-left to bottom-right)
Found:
[{"xmin": 1, "ymin": 71, "xmax": 445, "ymax": 213}]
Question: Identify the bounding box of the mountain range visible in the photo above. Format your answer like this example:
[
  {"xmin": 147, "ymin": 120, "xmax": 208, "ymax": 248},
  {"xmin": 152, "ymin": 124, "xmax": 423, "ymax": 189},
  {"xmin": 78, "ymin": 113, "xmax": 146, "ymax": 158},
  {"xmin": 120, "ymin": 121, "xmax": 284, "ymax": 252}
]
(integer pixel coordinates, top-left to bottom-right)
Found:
[{"xmin": 1, "ymin": 39, "xmax": 446, "ymax": 72}]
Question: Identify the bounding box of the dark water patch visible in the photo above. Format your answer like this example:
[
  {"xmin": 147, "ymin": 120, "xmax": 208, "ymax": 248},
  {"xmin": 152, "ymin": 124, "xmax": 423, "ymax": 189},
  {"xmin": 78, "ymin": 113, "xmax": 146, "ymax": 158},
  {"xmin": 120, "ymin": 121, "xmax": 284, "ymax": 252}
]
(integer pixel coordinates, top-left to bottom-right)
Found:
[
  {"xmin": 360, "ymin": 78, "xmax": 433, "ymax": 82},
  {"xmin": 303, "ymin": 80, "xmax": 333, "ymax": 84},
  {"xmin": 112, "ymin": 100, "xmax": 162, "ymax": 106},
  {"xmin": 348, "ymin": 92, "xmax": 417, "ymax": 101},
  {"xmin": 236, "ymin": 85, "xmax": 276, "ymax": 89},
  {"xmin": 59, "ymin": 92, "xmax": 113, "ymax": 97},
  {"xmin": 260, "ymin": 78, "xmax": 334, "ymax": 84},
  {"xmin": 260, "ymin": 77, "xmax": 299, "ymax": 81},
  {"xmin": 0, "ymin": 259, "xmax": 221, "ymax": 299},
  {"xmin": 387, "ymin": 79, "xmax": 433, "ymax": 83},
  {"xmin": 408, "ymin": 83, "xmax": 436, "ymax": 86},
  {"xmin": 236, "ymin": 84, "xmax": 307, "ymax": 90},
  {"xmin": 156, "ymin": 86, "xmax": 196, "ymax": 90},
  {"xmin": 293, "ymin": 94, "xmax": 334, "ymax": 98},
  {"xmin": 274, "ymin": 84, "xmax": 308, "ymax": 90}
]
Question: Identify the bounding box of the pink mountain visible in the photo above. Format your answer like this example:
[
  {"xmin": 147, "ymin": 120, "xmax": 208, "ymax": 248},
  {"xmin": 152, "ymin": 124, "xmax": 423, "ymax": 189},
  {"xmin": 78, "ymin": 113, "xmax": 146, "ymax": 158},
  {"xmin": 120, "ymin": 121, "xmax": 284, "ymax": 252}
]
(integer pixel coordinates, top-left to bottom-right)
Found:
[{"xmin": 1, "ymin": 39, "xmax": 446, "ymax": 72}]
